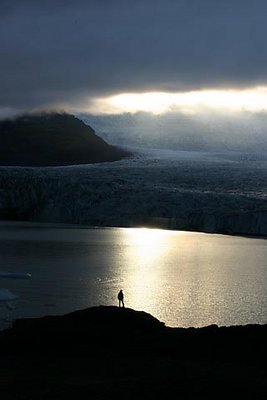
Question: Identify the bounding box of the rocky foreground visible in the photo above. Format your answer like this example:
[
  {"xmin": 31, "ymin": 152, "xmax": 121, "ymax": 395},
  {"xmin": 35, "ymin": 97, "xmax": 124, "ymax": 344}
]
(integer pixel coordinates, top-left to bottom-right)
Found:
[{"xmin": 0, "ymin": 306, "xmax": 266, "ymax": 399}]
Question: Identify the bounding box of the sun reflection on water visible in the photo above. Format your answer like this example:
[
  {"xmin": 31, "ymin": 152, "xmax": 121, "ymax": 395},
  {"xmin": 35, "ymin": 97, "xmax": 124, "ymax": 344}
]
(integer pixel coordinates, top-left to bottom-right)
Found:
[
  {"xmin": 0, "ymin": 224, "xmax": 266, "ymax": 328},
  {"xmin": 125, "ymin": 227, "xmax": 171, "ymax": 265},
  {"xmin": 121, "ymin": 228, "xmax": 177, "ymax": 313}
]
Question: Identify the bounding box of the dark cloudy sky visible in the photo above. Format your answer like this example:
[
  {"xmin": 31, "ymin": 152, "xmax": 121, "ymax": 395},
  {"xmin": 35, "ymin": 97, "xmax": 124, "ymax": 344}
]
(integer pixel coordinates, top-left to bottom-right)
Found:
[{"xmin": 1, "ymin": 0, "xmax": 267, "ymax": 115}]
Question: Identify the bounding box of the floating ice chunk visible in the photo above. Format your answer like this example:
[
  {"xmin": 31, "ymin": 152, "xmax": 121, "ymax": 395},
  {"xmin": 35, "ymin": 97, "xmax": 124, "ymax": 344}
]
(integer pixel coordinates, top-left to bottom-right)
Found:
[
  {"xmin": 0, "ymin": 289, "xmax": 19, "ymax": 330},
  {"xmin": 0, "ymin": 272, "xmax": 32, "ymax": 279},
  {"xmin": 0, "ymin": 288, "xmax": 19, "ymax": 302},
  {"xmin": 6, "ymin": 302, "xmax": 15, "ymax": 310}
]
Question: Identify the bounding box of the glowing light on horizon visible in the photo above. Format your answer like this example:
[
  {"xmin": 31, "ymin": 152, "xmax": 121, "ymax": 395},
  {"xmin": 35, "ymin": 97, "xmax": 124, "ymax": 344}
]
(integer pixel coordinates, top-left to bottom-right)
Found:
[
  {"xmin": 122, "ymin": 228, "xmax": 173, "ymax": 310},
  {"xmin": 87, "ymin": 86, "xmax": 267, "ymax": 115},
  {"xmin": 125, "ymin": 227, "xmax": 171, "ymax": 265}
]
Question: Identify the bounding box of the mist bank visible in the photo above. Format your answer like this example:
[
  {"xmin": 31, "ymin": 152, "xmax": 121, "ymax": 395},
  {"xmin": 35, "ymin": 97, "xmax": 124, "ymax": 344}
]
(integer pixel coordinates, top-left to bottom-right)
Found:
[
  {"xmin": 0, "ymin": 148, "xmax": 266, "ymax": 236},
  {"xmin": 79, "ymin": 110, "xmax": 267, "ymax": 153}
]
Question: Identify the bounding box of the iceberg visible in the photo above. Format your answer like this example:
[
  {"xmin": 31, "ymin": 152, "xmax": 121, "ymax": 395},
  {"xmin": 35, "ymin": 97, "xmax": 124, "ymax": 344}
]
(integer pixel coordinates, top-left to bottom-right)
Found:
[
  {"xmin": 0, "ymin": 272, "xmax": 32, "ymax": 279},
  {"xmin": 0, "ymin": 288, "xmax": 19, "ymax": 302}
]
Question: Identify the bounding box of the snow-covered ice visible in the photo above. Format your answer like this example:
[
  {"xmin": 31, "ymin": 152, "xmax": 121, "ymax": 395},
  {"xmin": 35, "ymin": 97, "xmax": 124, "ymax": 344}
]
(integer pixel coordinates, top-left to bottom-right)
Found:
[{"xmin": 0, "ymin": 147, "xmax": 266, "ymax": 235}]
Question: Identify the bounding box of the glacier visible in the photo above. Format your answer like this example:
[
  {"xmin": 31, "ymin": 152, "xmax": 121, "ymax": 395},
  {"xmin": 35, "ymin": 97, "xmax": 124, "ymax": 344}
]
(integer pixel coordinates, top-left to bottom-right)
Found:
[{"xmin": 0, "ymin": 147, "xmax": 266, "ymax": 236}]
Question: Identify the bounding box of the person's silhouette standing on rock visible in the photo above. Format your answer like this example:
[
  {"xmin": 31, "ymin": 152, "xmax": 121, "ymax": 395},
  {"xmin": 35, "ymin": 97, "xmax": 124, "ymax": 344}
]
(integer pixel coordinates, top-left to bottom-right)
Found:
[{"xmin": 118, "ymin": 289, "xmax": 125, "ymax": 308}]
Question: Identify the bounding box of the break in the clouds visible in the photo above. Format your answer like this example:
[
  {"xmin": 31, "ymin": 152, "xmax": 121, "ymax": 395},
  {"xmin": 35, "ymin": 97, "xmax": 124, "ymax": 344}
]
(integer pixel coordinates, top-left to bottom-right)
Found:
[
  {"xmin": 2, "ymin": 0, "xmax": 267, "ymax": 115},
  {"xmin": 87, "ymin": 87, "xmax": 267, "ymax": 115}
]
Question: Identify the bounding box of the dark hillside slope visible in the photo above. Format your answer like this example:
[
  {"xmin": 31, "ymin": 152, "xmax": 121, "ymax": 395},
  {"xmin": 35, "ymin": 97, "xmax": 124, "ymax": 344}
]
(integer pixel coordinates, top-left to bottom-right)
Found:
[
  {"xmin": 0, "ymin": 113, "xmax": 129, "ymax": 166},
  {"xmin": 0, "ymin": 306, "xmax": 266, "ymax": 399}
]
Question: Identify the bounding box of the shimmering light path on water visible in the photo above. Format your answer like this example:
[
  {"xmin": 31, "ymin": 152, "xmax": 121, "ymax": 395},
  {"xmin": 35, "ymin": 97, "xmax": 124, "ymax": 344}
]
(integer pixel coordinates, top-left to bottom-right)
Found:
[{"xmin": 0, "ymin": 222, "xmax": 266, "ymax": 327}]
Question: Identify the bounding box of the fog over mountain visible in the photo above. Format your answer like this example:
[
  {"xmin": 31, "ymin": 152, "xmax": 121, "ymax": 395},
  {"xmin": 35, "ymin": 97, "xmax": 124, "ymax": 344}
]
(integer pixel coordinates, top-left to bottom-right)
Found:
[{"xmin": 79, "ymin": 111, "xmax": 267, "ymax": 153}]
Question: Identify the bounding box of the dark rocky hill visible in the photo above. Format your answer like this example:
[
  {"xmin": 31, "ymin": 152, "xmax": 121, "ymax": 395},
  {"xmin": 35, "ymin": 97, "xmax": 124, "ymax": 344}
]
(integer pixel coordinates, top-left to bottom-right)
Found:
[
  {"xmin": 0, "ymin": 113, "xmax": 130, "ymax": 166},
  {"xmin": 0, "ymin": 306, "xmax": 266, "ymax": 399}
]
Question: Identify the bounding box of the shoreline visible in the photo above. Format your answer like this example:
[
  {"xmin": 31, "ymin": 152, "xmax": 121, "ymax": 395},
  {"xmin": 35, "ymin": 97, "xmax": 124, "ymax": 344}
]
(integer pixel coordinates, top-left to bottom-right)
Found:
[
  {"xmin": 0, "ymin": 218, "xmax": 266, "ymax": 239},
  {"xmin": 2, "ymin": 304, "xmax": 267, "ymax": 332}
]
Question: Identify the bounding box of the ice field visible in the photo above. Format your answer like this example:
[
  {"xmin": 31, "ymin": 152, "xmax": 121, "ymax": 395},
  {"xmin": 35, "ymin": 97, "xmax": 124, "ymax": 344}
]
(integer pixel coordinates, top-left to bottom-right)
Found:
[{"xmin": 0, "ymin": 147, "xmax": 266, "ymax": 235}]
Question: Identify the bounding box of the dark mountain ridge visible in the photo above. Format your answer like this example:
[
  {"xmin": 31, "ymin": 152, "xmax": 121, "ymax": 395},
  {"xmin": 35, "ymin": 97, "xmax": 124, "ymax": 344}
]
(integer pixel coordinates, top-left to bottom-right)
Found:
[{"xmin": 0, "ymin": 112, "xmax": 130, "ymax": 166}]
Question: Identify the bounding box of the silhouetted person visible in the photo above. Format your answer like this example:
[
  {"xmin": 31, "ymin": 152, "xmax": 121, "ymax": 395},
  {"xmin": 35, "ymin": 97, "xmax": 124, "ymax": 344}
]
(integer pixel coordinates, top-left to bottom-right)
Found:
[{"xmin": 118, "ymin": 289, "xmax": 125, "ymax": 308}]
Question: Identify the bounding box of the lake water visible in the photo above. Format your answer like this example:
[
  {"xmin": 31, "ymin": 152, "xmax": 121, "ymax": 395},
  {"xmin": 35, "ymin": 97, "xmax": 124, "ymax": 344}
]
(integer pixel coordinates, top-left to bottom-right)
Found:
[{"xmin": 0, "ymin": 222, "xmax": 266, "ymax": 328}]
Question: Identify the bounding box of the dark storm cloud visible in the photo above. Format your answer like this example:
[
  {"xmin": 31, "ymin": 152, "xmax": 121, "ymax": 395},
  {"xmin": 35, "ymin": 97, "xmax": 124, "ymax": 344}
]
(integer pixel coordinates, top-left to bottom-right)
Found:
[{"xmin": 1, "ymin": 0, "xmax": 267, "ymax": 112}]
